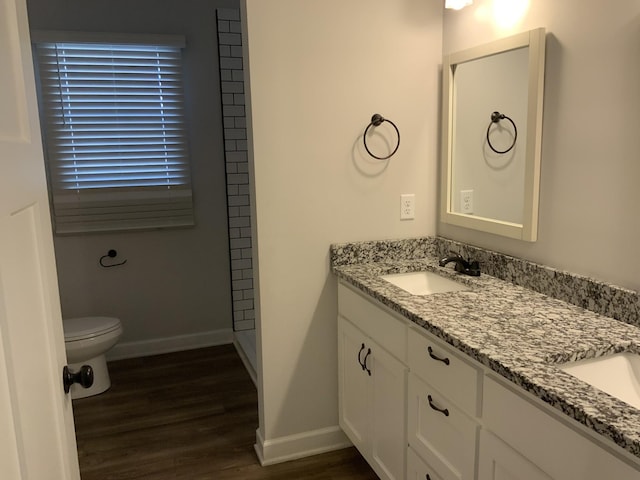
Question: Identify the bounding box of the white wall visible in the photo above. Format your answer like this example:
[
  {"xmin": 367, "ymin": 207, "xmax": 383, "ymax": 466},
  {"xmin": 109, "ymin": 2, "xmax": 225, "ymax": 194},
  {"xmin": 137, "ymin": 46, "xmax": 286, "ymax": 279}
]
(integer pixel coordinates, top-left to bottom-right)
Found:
[
  {"xmin": 27, "ymin": 0, "xmax": 240, "ymax": 355},
  {"xmin": 440, "ymin": 0, "xmax": 640, "ymax": 291},
  {"xmin": 243, "ymin": 0, "xmax": 441, "ymax": 462}
]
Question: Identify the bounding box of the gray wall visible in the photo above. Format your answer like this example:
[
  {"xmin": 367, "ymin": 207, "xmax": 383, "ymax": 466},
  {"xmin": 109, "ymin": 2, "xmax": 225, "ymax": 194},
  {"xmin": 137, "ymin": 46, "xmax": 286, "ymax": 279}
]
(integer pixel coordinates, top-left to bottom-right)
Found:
[{"xmin": 27, "ymin": 0, "xmax": 240, "ymax": 356}]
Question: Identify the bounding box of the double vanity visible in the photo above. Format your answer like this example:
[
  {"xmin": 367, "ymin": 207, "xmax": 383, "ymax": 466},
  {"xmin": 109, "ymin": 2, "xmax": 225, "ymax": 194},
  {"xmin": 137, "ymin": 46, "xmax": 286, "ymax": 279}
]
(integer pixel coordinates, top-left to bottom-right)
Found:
[
  {"xmin": 332, "ymin": 24, "xmax": 640, "ymax": 479},
  {"xmin": 332, "ymin": 237, "xmax": 640, "ymax": 480}
]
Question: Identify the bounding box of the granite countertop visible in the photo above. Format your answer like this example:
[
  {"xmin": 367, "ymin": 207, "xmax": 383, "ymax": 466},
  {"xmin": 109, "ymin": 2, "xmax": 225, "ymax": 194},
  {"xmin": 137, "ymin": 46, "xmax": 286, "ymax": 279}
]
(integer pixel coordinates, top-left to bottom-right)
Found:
[{"xmin": 333, "ymin": 256, "xmax": 640, "ymax": 461}]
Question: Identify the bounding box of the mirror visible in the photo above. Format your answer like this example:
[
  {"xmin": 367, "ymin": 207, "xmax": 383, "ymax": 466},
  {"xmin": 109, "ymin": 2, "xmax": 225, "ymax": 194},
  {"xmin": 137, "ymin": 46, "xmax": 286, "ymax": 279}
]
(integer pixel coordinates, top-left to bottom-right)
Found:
[{"xmin": 440, "ymin": 28, "xmax": 546, "ymax": 241}]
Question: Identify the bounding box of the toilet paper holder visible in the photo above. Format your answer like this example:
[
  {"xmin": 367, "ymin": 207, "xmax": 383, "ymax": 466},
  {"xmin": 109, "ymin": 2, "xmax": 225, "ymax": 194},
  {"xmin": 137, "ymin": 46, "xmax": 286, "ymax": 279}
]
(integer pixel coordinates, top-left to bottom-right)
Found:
[{"xmin": 99, "ymin": 249, "xmax": 127, "ymax": 268}]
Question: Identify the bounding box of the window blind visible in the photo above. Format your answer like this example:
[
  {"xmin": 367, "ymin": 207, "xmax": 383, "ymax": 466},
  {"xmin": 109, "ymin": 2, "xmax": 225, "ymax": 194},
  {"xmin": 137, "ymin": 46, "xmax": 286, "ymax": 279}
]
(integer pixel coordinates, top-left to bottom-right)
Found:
[{"xmin": 34, "ymin": 41, "xmax": 194, "ymax": 234}]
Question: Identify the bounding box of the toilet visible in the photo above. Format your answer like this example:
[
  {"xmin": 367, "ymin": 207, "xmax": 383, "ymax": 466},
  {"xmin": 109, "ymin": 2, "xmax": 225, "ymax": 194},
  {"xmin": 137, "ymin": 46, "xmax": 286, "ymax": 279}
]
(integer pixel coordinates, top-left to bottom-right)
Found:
[{"xmin": 63, "ymin": 316, "xmax": 123, "ymax": 399}]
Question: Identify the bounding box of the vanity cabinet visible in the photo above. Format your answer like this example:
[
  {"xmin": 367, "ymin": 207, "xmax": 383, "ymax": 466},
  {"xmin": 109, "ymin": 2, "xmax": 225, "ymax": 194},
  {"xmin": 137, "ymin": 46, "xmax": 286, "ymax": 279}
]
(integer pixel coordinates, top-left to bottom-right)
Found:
[
  {"xmin": 338, "ymin": 284, "xmax": 408, "ymax": 480},
  {"xmin": 407, "ymin": 328, "xmax": 481, "ymax": 480},
  {"xmin": 480, "ymin": 375, "xmax": 639, "ymax": 480},
  {"xmin": 337, "ymin": 280, "xmax": 640, "ymax": 480}
]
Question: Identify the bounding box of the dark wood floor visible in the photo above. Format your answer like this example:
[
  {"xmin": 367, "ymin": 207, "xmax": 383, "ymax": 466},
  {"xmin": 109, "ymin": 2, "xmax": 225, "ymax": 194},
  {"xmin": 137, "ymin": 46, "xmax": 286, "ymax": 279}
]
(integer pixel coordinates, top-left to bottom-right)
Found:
[{"xmin": 73, "ymin": 344, "xmax": 378, "ymax": 479}]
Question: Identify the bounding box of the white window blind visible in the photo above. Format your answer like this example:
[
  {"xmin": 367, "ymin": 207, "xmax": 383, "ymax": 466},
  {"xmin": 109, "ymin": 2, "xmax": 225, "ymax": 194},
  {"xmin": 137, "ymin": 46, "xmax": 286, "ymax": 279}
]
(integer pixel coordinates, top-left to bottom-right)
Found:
[{"xmin": 33, "ymin": 40, "xmax": 194, "ymax": 234}]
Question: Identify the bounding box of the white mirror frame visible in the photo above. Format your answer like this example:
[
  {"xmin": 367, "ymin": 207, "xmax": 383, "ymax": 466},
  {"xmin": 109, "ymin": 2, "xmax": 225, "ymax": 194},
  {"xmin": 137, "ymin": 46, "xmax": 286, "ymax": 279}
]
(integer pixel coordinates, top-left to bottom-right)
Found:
[{"xmin": 440, "ymin": 28, "xmax": 546, "ymax": 242}]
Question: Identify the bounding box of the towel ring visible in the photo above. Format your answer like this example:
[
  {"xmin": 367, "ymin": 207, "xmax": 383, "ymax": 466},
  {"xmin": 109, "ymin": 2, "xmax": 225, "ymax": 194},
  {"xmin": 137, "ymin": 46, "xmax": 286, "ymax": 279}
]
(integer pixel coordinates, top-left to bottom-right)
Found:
[
  {"xmin": 486, "ymin": 111, "xmax": 517, "ymax": 154},
  {"xmin": 363, "ymin": 114, "xmax": 400, "ymax": 160}
]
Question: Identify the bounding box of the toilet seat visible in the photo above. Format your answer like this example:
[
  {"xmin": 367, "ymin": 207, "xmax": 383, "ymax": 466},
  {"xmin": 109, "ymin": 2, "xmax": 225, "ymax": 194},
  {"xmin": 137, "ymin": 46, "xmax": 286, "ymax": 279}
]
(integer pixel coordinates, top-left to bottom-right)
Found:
[{"xmin": 64, "ymin": 316, "xmax": 122, "ymax": 342}]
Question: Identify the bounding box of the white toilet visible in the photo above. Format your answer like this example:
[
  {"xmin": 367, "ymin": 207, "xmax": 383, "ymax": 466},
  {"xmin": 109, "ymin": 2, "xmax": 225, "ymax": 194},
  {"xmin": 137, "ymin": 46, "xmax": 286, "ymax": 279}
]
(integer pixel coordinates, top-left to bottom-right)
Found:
[{"xmin": 63, "ymin": 316, "xmax": 123, "ymax": 399}]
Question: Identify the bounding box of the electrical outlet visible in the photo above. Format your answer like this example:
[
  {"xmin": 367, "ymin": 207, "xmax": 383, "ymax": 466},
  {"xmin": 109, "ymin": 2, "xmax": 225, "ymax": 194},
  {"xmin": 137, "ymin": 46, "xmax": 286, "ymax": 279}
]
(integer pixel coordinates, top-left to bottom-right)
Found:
[
  {"xmin": 400, "ymin": 194, "xmax": 415, "ymax": 220},
  {"xmin": 461, "ymin": 189, "xmax": 473, "ymax": 214}
]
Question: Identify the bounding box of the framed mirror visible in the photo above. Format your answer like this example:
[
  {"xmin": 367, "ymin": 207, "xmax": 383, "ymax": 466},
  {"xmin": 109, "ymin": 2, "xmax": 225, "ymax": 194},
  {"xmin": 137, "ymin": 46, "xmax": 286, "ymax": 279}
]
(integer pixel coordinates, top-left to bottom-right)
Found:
[{"xmin": 440, "ymin": 28, "xmax": 546, "ymax": 241}]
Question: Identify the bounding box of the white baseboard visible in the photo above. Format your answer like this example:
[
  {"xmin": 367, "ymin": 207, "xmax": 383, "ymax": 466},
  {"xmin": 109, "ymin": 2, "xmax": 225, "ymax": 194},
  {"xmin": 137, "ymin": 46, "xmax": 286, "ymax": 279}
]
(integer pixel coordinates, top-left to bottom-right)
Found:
[
  {"xmin": 107, "ymin": 328, "xmax": 234, "ymax": 360},
  {"xmin": 254, "ymin": 425, "xmax": 352, "ymax": 466}
]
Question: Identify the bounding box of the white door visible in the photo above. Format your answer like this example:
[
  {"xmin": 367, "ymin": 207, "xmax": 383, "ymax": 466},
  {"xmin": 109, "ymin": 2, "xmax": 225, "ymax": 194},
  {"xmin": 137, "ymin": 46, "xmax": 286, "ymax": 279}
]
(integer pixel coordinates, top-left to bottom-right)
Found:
[
  {"xmin": 369, "ymin": 340, "xmax": 406, "ymax": 480},
  {"xmin": 337, "ymin": 317, "xmax": 370, "ymax": 451},
  {"xmin": 0, "ymin": 0, "xmax": 81, "ymax": 478},
  {"xmin": 478, "ymin": 430, "xmax": 552, "ymax": 480}
]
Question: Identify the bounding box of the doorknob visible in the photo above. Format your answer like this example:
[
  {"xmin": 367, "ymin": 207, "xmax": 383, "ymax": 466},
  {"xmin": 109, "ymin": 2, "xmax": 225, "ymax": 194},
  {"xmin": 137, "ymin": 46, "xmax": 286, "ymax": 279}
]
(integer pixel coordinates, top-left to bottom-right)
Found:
[{"xmin": 63, "ymin": 365, "xmax": 94, "ymax": 394}]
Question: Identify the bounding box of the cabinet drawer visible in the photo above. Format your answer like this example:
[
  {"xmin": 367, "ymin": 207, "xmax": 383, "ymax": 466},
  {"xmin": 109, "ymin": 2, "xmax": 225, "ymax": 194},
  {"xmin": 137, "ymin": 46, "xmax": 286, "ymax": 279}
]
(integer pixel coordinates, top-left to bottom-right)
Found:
[
  {"xmin": 407, "ymin": 447, "xmax": 445, "ymax": 480},
  {"xmin": 338, "ymin": 283, "xmax": 407, "ymax": 362},
  {"xmin": 408, "ymin": 328, "xmax": 480, "ymax": 416},
  {"xmin": 408, "ymin": 373, "xmax": 478, "ymax": 480}
]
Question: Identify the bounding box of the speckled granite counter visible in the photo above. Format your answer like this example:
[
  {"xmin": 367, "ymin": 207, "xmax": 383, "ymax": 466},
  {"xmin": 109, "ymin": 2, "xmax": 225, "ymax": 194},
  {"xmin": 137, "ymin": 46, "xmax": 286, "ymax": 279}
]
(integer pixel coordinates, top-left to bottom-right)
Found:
[{"xmin": 331, "ymin": 238, "xmax": 640, "ymax": 462}]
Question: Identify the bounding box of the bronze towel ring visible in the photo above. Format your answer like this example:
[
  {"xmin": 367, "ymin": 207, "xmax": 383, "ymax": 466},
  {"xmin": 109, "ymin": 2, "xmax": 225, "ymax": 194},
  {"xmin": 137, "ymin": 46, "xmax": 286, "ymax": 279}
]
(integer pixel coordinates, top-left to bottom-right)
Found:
[
  {"xmin": 486, "ymin": 111, "xmax": 517, "ymax": 154},
  {"xmin": 363, "ymin": 114, "xmax": 400, "ymax": 160}
]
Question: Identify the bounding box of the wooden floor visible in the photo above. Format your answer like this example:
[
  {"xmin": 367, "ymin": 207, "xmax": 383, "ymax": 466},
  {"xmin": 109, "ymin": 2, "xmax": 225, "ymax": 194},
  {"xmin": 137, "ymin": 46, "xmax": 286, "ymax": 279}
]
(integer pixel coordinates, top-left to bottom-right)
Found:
[{"xmin": 73, "ymin": 345, "xmax": 378, "ymax": 479}]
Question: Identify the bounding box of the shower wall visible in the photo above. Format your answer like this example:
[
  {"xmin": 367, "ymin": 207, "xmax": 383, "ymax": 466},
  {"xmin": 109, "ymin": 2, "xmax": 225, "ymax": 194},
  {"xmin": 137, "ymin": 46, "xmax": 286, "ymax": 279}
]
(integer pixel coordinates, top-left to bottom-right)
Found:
[{"xmin": 217, "ymin": 8, "xmax": 255, "ymax": 332}]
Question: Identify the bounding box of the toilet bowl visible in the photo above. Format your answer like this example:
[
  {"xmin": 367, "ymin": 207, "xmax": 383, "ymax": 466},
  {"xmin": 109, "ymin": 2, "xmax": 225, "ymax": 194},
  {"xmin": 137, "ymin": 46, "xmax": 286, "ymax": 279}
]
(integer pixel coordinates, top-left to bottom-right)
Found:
[{"xmin": 63, "ymin": 316, "xmax": 123, "ymax": 399}]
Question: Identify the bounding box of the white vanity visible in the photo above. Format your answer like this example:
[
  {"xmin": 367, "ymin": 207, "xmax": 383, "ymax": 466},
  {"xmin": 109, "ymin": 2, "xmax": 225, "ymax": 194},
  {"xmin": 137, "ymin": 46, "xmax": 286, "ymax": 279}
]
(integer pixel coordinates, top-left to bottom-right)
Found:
[{"xmin": 336, "ymin": 267, "xmax": 640, "ymax": 480}]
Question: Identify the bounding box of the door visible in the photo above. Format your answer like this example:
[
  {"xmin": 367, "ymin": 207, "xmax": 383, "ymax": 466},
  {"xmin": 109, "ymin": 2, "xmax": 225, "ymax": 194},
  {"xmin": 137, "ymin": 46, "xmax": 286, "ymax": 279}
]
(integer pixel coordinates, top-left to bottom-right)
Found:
[
  {"xmin": 0, "ymin": 0, "xmax": 81, "ymax": 478},
  {"xmin": 478, "ymin": 430, "xmax": 552, "ymax": 480},
  {"xmin": 338, "ymin": 316, "xmax": 407, "ymax": 480},
  {"xmin": 369, "ymin": 338, "xmax": 406, "ymax": 480},
  {"xmin": 337, "ymin": 316, "xmax": 370, "ymax": 451}
]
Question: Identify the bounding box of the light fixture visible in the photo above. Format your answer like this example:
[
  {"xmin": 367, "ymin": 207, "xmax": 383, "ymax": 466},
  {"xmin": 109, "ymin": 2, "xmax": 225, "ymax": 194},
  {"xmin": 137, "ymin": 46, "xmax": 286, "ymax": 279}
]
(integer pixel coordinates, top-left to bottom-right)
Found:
[{"xmin": 445, "ymin": 0, "xmax": 473, "ymax": 10}]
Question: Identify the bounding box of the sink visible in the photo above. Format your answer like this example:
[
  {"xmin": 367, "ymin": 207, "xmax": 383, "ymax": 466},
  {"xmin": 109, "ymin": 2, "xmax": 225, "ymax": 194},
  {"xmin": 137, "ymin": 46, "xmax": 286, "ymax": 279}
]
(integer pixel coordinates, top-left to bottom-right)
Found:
[
  {"xmin": 559, "ymin": 353, "xmax": 640, "ymax": 409},
  {"xmin": 380, "ymin": 271, "xmax": 469, "ymax": 295}
]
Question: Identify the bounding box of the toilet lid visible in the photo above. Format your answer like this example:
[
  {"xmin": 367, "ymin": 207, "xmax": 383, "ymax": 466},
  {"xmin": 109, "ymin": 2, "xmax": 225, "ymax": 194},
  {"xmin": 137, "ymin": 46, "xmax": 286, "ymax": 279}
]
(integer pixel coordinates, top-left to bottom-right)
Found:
[{"xmin": 63, "ymin": 316, "xmax": 121, "ymax": 341}]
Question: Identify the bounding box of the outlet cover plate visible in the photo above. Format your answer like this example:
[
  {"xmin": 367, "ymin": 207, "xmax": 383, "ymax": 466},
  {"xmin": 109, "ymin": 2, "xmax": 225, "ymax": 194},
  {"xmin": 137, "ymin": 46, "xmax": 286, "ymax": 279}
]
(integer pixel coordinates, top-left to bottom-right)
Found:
[{"xmin": 400, "ymin": 194, "xmax": 415, "ymax": 220}]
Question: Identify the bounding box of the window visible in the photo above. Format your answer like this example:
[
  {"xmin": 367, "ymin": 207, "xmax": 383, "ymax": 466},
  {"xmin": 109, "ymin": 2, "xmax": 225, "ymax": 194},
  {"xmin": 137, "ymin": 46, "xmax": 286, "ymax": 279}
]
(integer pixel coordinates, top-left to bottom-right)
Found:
[{"xmin": 33, "ymin": 34, "xmax": 194, "ymax": 234}]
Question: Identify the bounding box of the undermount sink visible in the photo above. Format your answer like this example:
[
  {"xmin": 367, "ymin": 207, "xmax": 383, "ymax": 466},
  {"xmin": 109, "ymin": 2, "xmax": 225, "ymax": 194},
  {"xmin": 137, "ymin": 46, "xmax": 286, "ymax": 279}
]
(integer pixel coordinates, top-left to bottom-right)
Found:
[
  {"xmin": 380, "ymin": 271, "xmax": 469, "ymax": 296},
  {"xmin": 559, "ymin": 352, "xmax": 640, "ymax": 409}
]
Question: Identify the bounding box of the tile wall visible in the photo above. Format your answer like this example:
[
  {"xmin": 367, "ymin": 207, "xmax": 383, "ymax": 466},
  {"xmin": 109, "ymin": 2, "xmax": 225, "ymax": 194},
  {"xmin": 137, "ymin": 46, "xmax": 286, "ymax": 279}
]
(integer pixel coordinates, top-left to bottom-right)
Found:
[{"xmin": 217, "ymin": 8, "xmax": 254, "ymax": 331}]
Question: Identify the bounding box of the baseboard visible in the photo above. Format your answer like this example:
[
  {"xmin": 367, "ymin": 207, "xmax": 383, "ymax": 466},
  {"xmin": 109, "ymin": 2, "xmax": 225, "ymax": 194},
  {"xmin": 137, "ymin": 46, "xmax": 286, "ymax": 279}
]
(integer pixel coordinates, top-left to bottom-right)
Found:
[
  {"xmin": 107, "ymin": 328, "xmax": 234, "ymax": 360},
  {"xmin": 254, "ymin": 425, "xmax": 352, "ymax": 466}
]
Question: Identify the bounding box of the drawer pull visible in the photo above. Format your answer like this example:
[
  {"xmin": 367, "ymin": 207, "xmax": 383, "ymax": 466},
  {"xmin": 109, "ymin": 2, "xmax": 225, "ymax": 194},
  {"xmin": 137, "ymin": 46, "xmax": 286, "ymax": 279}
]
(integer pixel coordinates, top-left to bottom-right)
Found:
[
  {"xmin": 358, "ymin": 343, "xmax": 366, "ymax": 370},
  {"xmin": 363, "ymin": 348, "xmax": 372, "ymax": 376},
  {"xmin": 427, "ymin": 394, "xmax": 449, "ymax": 417},
  {"xmin": 427, "ymin": 346, "xmax": 450, "ymax": 365}
]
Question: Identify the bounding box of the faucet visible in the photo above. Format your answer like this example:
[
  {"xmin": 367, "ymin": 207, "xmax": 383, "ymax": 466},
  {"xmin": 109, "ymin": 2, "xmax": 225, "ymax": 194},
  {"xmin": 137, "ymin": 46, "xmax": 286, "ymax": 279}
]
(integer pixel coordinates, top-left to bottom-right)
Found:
[{"xmin": 438, "ymin": 253, "xmax": 481, "ymax": 277}]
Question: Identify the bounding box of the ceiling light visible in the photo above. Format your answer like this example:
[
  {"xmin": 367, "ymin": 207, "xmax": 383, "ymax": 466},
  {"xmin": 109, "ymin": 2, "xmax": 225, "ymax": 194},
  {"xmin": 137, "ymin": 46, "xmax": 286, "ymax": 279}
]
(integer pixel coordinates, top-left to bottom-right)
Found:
[{"xmin": 445, "ymin": 0, "xmax": 473, "ymax": 10}]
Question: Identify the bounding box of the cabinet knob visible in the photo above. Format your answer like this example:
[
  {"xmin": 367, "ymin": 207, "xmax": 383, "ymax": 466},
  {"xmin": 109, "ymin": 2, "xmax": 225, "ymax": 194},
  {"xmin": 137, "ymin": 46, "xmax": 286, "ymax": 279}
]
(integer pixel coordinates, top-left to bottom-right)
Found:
[{"xmin": 427, "ymin": 346, "xmax": 450, "ymax": 365}]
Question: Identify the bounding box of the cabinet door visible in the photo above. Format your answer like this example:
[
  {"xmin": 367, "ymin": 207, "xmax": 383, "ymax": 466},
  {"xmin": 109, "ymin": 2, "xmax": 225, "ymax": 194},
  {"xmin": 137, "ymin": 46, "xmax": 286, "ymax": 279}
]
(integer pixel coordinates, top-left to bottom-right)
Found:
[
  {"xmin": 338, "ymin": 317, "xmax": 370, "ymax": 451},
  {"xmin": 478, "ymin": 430, "xmax": 552, "ymax": 480},
  {"xmin": 370, "ymin": 340, "xmax": 407, "ymax": 480}
]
